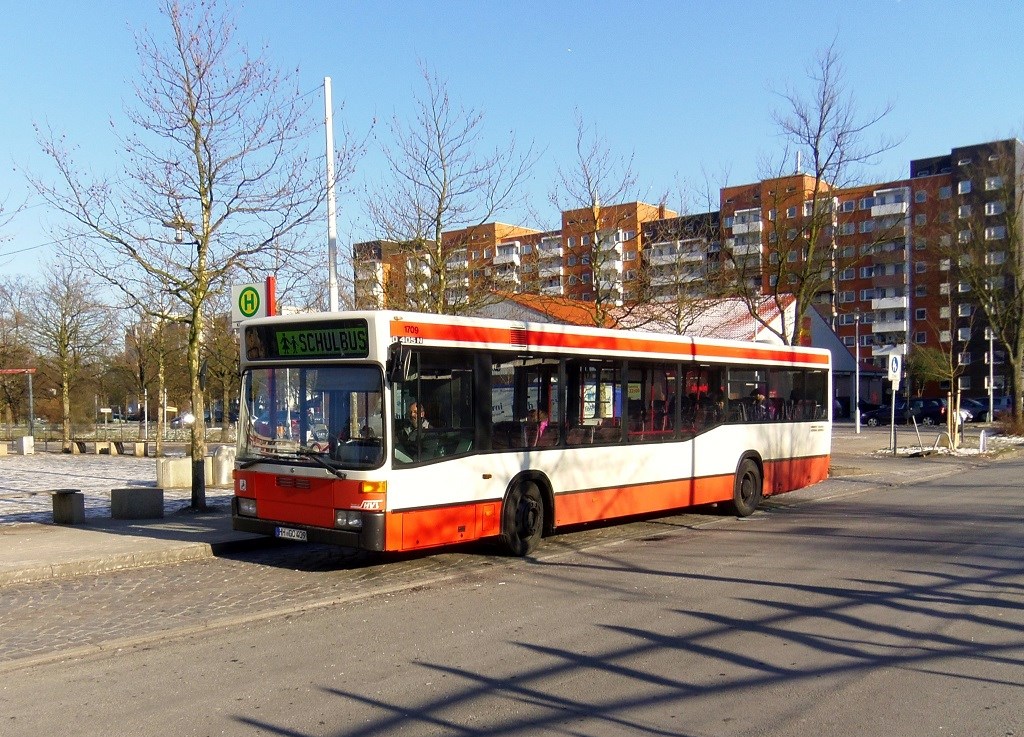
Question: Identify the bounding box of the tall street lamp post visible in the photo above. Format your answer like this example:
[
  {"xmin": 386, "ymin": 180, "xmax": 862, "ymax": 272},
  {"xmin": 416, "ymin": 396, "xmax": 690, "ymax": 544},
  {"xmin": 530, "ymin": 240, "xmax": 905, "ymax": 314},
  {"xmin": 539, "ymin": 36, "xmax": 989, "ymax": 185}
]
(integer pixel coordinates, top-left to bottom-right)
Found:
[{"xmin": 854, "ymin": 310, "xmax": 861, "ymax": 434}]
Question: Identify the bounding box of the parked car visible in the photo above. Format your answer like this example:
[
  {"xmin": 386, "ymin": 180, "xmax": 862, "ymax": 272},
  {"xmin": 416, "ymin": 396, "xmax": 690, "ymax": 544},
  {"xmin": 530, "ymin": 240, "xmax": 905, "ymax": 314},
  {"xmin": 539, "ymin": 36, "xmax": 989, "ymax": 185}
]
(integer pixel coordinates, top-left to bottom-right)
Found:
[
  {"xmin": 908, "ymin": 397, "xmax": 971, "ymax": 426},
  {"xmin": 170, "ymin": 412, "xmax": 195, "ymax": 429},
  {"xmin": 862, "ymin": 403, "xmax": 914, "ymax": 427},
  {"xmin": 960, "ymin": 398, "xmax": 992, "ymax": 422}
]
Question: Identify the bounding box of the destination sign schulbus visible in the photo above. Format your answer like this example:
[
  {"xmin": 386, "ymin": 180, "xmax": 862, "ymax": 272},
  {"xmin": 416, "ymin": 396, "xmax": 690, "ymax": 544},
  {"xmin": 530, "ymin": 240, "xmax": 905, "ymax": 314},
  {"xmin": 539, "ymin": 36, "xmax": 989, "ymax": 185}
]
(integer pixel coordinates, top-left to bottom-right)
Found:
[{"xmin": 244, "ymin": 320, "xmax": 369, "ymax": 360}]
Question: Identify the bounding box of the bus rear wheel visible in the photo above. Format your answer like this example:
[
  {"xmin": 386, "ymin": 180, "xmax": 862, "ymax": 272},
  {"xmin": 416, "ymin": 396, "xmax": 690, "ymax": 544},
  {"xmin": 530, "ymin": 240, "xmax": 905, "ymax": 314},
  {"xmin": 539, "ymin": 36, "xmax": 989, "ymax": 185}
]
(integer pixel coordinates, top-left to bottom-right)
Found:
[
  {"xmin": 500, "ymin": 482, "xmax": 544, "ymax": 556},
  {"xmin": 729, "ymin": 458, "xmax": 762, "ymax": 517}
]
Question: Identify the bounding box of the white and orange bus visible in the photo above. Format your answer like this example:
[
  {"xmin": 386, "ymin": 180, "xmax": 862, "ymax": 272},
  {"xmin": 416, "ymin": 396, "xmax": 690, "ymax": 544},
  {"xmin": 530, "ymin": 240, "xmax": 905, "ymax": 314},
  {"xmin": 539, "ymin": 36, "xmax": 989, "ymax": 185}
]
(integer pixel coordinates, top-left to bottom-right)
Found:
[{"xmin": 232, "ymin": 310, "xmax": 831, "ymax": 555}]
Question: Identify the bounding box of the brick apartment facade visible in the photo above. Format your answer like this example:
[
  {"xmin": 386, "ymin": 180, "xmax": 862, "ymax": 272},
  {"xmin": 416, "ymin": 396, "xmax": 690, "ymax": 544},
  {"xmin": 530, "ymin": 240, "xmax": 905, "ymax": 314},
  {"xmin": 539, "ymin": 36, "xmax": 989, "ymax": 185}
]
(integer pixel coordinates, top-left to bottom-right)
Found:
[{"xmin": 354, "ymin": 138, "xmax": 1021, "ymax": 400}]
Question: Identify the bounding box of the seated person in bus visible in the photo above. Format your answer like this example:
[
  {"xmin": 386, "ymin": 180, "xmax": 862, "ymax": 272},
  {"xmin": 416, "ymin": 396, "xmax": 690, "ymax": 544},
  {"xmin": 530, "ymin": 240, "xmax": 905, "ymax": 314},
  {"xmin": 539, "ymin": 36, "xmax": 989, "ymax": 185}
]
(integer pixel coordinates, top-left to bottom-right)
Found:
[
  {"xmin": 525, "ymin": 409, "xmax": 549, "ymax": 446},
  {"xmin": 749, "ymin": 388, "xmax": 769, "ymax": 421},
  {"xmin": 398, "ymin": 402, "xmax": 430, "ymax": 440}
]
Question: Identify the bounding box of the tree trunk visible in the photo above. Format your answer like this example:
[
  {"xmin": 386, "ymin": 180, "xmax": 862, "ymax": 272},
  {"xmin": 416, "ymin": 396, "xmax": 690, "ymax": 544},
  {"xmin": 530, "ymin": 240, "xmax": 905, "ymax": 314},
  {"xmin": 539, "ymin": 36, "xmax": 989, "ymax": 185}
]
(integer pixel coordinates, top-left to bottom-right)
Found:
[
  {"xmin": 188, "ymin": 310, "xmax": 207, "ymax": 510},
  {"xmin": 61, "ymin": 380, "xmax": 72, "ymax": 453}
]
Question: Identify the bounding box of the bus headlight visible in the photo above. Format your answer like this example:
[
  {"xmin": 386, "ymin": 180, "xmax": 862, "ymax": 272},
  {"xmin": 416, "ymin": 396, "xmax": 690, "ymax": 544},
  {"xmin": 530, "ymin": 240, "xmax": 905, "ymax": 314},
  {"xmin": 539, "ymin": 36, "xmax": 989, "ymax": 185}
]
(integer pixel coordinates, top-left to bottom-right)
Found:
[
  {"xmin": 238, "ymin": 498, "xmax": 257, "ymax": 517},
  {"xmin": 334, "ymin": 509, "xmax": 364, "ymax": 529}
]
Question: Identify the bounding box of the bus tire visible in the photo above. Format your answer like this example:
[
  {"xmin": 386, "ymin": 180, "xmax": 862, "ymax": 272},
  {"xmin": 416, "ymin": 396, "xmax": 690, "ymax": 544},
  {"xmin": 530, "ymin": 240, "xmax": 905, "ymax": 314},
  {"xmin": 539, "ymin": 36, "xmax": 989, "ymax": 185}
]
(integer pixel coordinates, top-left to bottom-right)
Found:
[
  {"xmin": 729, "ymin": 458, "xmax": 762, "ymax": 517},
  {"xmin": 500, "ymin": 481, "xmax": 544, "ymax": 556}
]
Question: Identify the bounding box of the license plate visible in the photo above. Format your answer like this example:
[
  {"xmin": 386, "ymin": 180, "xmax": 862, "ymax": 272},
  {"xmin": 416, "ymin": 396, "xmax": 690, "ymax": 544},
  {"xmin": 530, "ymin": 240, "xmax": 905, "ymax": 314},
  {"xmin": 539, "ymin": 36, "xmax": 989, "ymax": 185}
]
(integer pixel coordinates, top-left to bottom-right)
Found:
[{"xmin": 274, "ymin": 526, "xmax": 308, "ymax": 542}]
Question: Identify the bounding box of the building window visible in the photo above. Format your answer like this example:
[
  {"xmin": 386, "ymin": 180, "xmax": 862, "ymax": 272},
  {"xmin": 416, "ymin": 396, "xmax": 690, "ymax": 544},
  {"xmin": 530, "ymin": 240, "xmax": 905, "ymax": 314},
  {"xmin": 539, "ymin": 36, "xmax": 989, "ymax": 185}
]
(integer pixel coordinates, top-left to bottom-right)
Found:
[
  {"xmin": 914, "ymin": 332, "xmax": 927, "ymax": 344},
  {"xmin": 939, "ymin": 330, "xmax": 951, "ymax": 343},
  {"xmin": 915, "ymin": 285, "xmax": 928, "ymax": 297},
  {"xmin": 483, "ymin": 248, "xmax": 493, "ymax": 259},
  {"xmin": 839, "ymin": 222, "xmax": 855, "ymax": 236},
  {"xmin": 958, "ymin": 376, "xmax": 971, "ymax": 390},
  {"xmin": 958, "ymin": 303, "xmax": 972, "ymax": 317},
  {"xmin": 839, "ymin": 291, "xmax": 855, "ymax": 303},
  {"xmin": 840, "ymin": 267, "xmax": 854, "ymax": 281},
  {"xmin": 939, "ymin": 258, "xmax": 950, "ymax": 271},
  {"xmin": 769, "ymin": 275, "xmax": 779, "ymax": 287},
  {"xmin": 786, "ymin": 206, "xmax": 797, "ymax": 218},
  {"xmin": 939, "ymin": 186, "xmax": 952, "ymax": 199},
  {"xmin": 841, "ymin": 200, "xmax": 854, "ymax": 212},
  {"xmin": 940, "ymin": 282, "xmax": 950, "ymax": 295},
  {"xmin": 958, "ymin": 180, "xmax": 972, "ymax": 194},
  {"xmin": 985, "ymin": 176, "xmax": 1004, "ymax": 190},
  {"xmin": 915, "ymin": 214, "xmax": 927, "ymax": 226},
  {"xmin": 915, "ymin": 308, "xmax": 927, "ymax": 320},
  {"xmin": 985, "ymin": 201, "xmax": 1006, "ymax": 216},
  {"xmin": 914, "ymin": 238, "xmax": 927, "ymax": 250},
  {"xmin": 957, "ymin": 327, "xmax": 972, "ymax": 341},
  {"xmin": 958, "ymin": 282, "xmax": 971, "ymax": 293},
  {"xmin": 859, "ymin": 220, "xmax": 875, "ymax": 233},
  {"xmin": 858, "ymin": 197, "xmax": 874, "ymax": 210},
  {"xmin": 860, "ymin": 288, "xmax": 875, "ymax": 301},
  {"xmin": 958, "ymin": 157, "xmax": 972, "ymax": 166},
  {"xmin": 843, "ymin": 335, "xmax": 855, "ymax": 346},
  {"xmin": 859, "ymin": 266, "xmax": 873, "ymax": 278},
  {"xmin": 914, "ymin": 190, "xmax": 927, "ymax": 203},
  {"xmin": 986, "ymin": 251, "xmax": 1007, "ymax": 265},
  {"xmin": 841, "ymin": 246, "xmax": 855, "ymax": 259},
  {"xmin": 958, "ymin": 205, "xmax": 971, "ymax": 219},
  {"xmin": 958, "ymin": 230, "xmax": 971, "ymax": 244},
  {"xmin": 985, "ymin": 225, "xmax": 1007, "ymax": 240},
  {"xmin": 915, "ymin": 261, "xmax": 927, "ymax": 273}
]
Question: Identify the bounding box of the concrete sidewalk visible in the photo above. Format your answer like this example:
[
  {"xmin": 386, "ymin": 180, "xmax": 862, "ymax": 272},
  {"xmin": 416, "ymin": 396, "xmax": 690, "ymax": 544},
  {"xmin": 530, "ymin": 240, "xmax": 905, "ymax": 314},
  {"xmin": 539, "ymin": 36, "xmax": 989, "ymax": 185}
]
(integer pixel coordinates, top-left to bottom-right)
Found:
[
  {"xmin": 0, "ymin": 427, "xmax": 1016, "ymax": 587},
  {"xmin": 0, "ymin": 452, "xmax": 266, "ymax": 586}
]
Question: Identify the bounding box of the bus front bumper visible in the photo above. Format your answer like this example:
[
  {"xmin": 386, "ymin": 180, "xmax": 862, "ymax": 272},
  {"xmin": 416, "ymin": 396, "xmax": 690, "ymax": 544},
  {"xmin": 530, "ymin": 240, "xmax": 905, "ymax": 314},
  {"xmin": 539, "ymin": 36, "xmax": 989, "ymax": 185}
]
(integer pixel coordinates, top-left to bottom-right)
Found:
[{"xmin": 231, "ymin": 497, "xmax": 385, "ymax": 551}]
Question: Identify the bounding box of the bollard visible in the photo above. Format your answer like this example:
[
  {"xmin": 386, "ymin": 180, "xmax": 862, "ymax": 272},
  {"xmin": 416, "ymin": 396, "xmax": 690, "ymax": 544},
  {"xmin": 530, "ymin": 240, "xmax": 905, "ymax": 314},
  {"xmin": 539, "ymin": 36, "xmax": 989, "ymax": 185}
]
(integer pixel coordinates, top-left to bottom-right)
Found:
[
  {"xmin": 979, "ymin": 430, "xmax": 987, "ymax": 453},
  {"xmin": 52, "ymin": 489, "xmax": 85, "ymax": 525}
]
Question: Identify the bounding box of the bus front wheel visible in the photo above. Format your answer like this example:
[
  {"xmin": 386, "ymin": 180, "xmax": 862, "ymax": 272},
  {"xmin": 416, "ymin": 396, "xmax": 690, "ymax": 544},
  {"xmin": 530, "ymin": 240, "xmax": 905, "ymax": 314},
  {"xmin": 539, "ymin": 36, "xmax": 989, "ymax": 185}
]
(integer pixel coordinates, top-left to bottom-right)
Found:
[
  {"xmin": 500, "ymin": 482, "xmax": 544, "ymax": 556},
  {"xmin": 729, "ymin": 458, "xmax": 763, "ymax": 517}
]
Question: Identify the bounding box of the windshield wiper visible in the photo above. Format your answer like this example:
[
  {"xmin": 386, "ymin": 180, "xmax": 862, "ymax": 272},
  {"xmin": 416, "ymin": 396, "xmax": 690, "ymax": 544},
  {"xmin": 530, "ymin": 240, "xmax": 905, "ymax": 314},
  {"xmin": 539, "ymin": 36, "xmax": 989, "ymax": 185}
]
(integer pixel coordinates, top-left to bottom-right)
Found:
[
  {"xmin": 296, "ymin": 448, "xmax": 348, "ymax": 479},
  {"xmin": 238, "ymin": 452, "xmax": 274, "ymax": 469}
]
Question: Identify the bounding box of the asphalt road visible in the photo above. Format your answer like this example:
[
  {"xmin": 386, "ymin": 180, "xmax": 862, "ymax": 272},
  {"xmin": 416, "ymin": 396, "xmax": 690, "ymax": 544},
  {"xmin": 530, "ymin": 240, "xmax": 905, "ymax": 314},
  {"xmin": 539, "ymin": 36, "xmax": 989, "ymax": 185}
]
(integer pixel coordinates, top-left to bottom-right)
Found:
[{"xmin": 2, "ymin": 452, "xmax": 1022, "ymax": 737}]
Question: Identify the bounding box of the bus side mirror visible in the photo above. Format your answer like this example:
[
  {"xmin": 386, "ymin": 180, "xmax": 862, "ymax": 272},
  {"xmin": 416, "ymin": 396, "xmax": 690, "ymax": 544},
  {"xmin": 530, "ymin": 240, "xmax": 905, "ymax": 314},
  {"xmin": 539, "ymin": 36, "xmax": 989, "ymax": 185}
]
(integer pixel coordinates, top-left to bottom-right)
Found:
[{"xmin": 387, "ymin": 342, "xmax": 413, "ymax": 383}]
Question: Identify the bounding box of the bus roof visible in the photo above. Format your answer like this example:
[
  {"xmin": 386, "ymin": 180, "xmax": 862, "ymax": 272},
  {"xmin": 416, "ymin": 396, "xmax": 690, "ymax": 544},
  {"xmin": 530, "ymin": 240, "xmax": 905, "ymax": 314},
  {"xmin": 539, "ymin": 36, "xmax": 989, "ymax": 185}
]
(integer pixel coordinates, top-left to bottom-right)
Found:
[{"xmin": 244, "ymin": 310, "xmax": 831, "ymax": 369}]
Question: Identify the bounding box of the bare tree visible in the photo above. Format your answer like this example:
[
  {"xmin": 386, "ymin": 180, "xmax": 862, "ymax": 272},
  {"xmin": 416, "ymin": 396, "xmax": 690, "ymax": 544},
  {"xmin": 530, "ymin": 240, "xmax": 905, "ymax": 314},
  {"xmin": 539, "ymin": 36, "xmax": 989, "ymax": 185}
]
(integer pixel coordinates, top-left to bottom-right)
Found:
[
  {"xmin": 550, "ymin": 115, "xmax": 648, "ymax": 327},
  {"xmin": 724, "ymin": 43, "xmax": 900, "ymax": 345},
  {"xmin": 29, "ymin": 0, "xmax": 347, "ymax": 507},
  {"xmin": 366, "ymin": 66, "xmax": 535, "ymax": 315},
  {"xmin": 26, "ymin": 262, "xmax": 113, "ymax": 452}
]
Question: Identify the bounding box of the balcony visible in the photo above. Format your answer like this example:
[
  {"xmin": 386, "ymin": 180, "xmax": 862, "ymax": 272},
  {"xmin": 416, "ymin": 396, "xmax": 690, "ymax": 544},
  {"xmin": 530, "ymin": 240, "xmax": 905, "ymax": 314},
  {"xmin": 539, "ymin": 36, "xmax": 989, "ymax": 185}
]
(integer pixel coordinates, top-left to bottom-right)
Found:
[
  {"xmin": 871, "ymin": 296, "xmax": 908, "ymax": 311},
  {"xmin": 872, "ymin": 320, "xmax": 908, "ymax": 334},
  {"xmin": 540, "ymin": 281, "xmax": 564, "ymax": 295},
  {"xmin": 596, "ymin": 241, "xmax": 623, "ymax": 256},
  {"xmin": 872, "ymin": 343, "xmax": 908, "ymax": 358},
  {"xmin": 493, "ymin": 244, "xmax": 521, "ymax": 266},
  {"xmin": 729, "ymin": 242, "xmax": 762, "ymax": 257},
  {"xmin": 538, "ymin": 263, "xmax": 564, "ymax": 278},
  {"xmin": 646, "ymin": 240, "xmax": 704, "ymax": 265},
  {"xmin": 732, "ymin": 220, "xmax": 763, "ymax": 235},
  {"xmin": 871, "ymin": 201, "xmax": 908, "ymax": 218}
]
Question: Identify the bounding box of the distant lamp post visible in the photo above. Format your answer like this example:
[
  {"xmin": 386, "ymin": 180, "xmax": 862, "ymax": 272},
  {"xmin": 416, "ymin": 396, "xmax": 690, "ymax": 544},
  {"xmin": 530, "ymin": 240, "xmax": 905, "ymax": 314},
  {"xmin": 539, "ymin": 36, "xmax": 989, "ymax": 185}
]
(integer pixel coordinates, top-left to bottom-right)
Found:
[
  {"xmin": 854, "ymin": 309, "xmax": 861, "ymax": 434},
  {"xmin": 986, "ymin": 327, "xmax": 994, "ymax": 421}
]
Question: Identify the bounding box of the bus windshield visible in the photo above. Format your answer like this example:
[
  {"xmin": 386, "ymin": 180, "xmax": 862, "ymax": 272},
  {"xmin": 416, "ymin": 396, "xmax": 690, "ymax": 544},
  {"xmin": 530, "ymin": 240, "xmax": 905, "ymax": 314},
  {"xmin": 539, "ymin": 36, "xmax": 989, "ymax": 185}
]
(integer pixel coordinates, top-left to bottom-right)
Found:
[{"xmin": 238, "ymin": 365, "xmax": 385, "ymax": 469}]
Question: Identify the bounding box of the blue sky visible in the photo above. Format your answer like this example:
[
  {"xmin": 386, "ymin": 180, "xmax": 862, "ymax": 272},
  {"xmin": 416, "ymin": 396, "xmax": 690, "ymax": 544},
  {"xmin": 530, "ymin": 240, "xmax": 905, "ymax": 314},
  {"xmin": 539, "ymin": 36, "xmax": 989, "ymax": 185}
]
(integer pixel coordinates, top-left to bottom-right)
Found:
[{"xmin": 1, "ymin": 0, "xmax": 1022, "ymax": 278}]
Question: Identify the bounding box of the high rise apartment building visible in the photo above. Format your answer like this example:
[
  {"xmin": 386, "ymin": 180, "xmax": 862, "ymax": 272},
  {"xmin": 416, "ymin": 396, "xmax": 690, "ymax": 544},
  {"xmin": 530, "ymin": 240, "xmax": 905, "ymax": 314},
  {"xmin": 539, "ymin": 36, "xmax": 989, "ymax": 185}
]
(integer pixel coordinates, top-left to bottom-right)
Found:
[{"xmin": 353, "ymin": 138, "xmax": 1020, "ymax": 397}]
